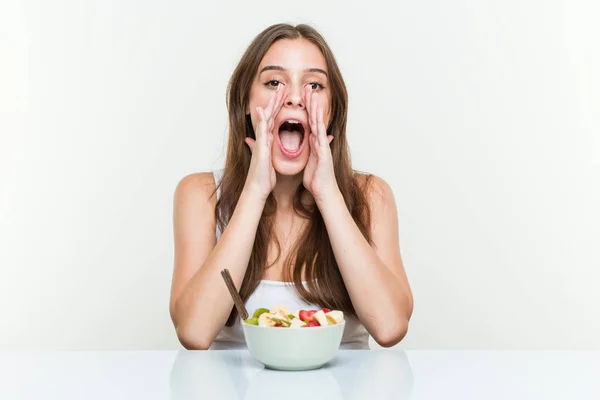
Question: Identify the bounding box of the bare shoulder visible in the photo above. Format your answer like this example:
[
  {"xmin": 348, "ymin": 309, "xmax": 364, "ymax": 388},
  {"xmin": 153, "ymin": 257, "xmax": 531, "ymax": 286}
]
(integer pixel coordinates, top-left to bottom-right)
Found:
[
  {"xmin": 172, "ymin": 171, "xmax": 218, "ymax": 240},
  {"xmin": 174, "ymin": 172, "xmax": 218, "ymax": 207},
  {"xmin": 354, "ymin": 172, "xmax": 396, "ymax": 210}
]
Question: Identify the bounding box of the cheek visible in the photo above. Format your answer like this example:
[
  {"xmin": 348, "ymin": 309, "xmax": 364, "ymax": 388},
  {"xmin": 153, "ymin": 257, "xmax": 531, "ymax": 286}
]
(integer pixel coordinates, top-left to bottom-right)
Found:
[
  {"xmin": 249, "ymin": 86, "xmax": 272, "ymax": 107},
  {"xmin": 247, "ymin": 90, "xmax": 262, "ymax": 127},
  {"xmin": 247, "ymin": 90, "xmax": 273, "ymax": 123}
]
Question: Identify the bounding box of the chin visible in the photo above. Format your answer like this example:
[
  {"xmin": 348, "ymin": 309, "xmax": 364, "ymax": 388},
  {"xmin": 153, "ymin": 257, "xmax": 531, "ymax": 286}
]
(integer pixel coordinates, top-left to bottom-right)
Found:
[{"xmin": 272, "ymin": 153, "xmax": 309, "ymax": 176}]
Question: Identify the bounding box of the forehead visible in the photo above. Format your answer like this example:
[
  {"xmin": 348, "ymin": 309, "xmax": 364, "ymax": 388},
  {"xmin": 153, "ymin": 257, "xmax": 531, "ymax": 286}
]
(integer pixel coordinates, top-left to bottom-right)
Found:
[{"xmin": 259, "ymin": 38, "xmax": 327, "ymax": 72}]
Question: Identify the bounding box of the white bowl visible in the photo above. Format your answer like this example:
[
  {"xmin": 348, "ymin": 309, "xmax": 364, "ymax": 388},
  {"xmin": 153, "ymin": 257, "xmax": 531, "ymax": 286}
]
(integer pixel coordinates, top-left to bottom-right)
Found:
[{"xmin": 241, "ymin": 320, "xmax": 346, "ymax": 371}]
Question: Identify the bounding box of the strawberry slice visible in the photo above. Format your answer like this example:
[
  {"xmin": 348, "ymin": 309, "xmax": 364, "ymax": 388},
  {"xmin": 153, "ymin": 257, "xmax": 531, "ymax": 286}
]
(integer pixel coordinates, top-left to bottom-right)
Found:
[
  {"xmin": 307, "ymin": 310, "xmax": 317, "ymax": 320},
  {"xmin": 322, "ymin": 308, "xmax": 331, "ymax": 314},
  {"xmin": 299, "ymin": 310, "xmax": 311, "ymax": 322},
  {"xmin": 306, "ymin": 321, "xmax": 320, "ymax": 327}
]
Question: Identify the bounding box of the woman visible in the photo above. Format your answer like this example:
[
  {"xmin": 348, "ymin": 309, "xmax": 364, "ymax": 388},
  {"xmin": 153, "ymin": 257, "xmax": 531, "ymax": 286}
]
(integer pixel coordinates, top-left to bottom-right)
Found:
[{"xmin": 169, "ymin": 23, "xmax": 413, "ymax": 350}]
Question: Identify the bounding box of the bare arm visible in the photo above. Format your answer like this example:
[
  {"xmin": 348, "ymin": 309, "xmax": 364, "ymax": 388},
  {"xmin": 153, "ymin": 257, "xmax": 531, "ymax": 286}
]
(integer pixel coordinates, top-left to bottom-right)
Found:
[
  {"xmin": 316, "ymin": 176, "xmax": 413, "ymax": 347},
  {"xmin": 169, "ymin": 173, "xmax": 266, "ymax": 350},
  {"xmin": 171, "ymin": 88, "xmax": 284, "ymax": 349}
]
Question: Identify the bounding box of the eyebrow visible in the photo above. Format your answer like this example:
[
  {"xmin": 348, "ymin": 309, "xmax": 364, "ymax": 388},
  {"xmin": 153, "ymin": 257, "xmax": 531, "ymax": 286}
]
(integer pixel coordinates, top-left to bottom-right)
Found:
[{"xmin": 259, "ymin": 65, "xmax": 328, "ymax": 78}]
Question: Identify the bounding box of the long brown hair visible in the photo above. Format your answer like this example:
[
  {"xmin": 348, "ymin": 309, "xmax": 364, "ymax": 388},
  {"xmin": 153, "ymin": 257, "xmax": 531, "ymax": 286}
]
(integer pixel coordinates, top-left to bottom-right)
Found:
[{"xmin": 216, "ymin": 23, "xmax": 373, "ymax": 326}]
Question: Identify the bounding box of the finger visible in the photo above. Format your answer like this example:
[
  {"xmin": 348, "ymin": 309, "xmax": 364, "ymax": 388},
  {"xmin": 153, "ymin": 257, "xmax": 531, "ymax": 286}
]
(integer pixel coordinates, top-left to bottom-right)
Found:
[
  {"xmin": 267, "ymin": 118, "xmax": 274, "ymax": 136},
  {"xmin": 304, "ymin": 85, "xmax": 311, "ymax": 109},
  {"xmin": 310, "ymin": 134, "xmax": 318, "ymax": 153},
  {"xmin": 272, "ymin": 85, "xmax": 286, "ymax": 121},
  {"xmin": 265, "ymin": 85, "xmax": 282, "ymax": 120},
  {"xmin": 271, "ymin": 84, "xmax": 284, "ymax": 119},
  {"xmin": 318, "ymin": 107, "xmax": 327, "ymax": 143},
  {"xmin": 305, "ymin": 86, "xmax": 313, "ymax": 132},
  {"xmin": 257, "ymin": 106, "xmax": 266, "ymax": 122},
  {"xmin": 244, "ymin": 137, "xmax": 255, "ymax": 153},
  {"xmin": 312, "ymin": 95, "xmax": 321, "ymax": 143},
  {"xmin": 310, "ymin": 92, "xmax": 318, "ymax": 135},
  {"xmin": 267, "ymin": 130, "xmax": 274, "ymax": 149},
  {"xmin": 264, "ymin": 89, "xmax": 278, "ymax": 120},
  {"xmin": 301, "ymin": 86, "xmax": 306, "ymax": 107},
  {"xmin": 256, "ymin": 107, "xmax": 267, "ymax": 141}
]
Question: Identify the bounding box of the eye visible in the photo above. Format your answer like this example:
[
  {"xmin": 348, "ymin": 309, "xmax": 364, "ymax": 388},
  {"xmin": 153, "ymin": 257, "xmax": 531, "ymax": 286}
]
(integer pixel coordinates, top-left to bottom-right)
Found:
[
  {"xmin": 308, "ymin": 82, "xmax": 325, "ymax": 91},
  {"xmin": 265, "ymin": 80, "xmax": 281, "ymax": 88}
]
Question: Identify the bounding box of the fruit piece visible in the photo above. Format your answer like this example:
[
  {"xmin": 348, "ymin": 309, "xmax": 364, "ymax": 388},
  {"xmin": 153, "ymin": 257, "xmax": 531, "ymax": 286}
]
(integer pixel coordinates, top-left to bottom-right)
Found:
[
  {"xmin": 325, "ymin": 310, "xmax": 344, "ymax": 324},
  {"xmin": 299, "ymin": 310, "xmax": 311, "ymax": 322},
  {"xmin": 272, "ymin": 313, "xmax": 287, "ymax": 322},
  {"xmin": 289, "ymin": 318, "xmax": 307, "ymax": 328},
  {"xmin": 288, "ymin": 314, "xmax": 295, "ymax": 320},
  {"xmin": 326, "ymin": 315, "xmax": 337, "ymax": 325},
  {"xmin": 307, "ymin": 310, "xmax": 317, "ymax": 320},
  {"xmin": 270, "ymin": 305, "xmax": 290, "ymax": 316},
  {"xmin": 305, "ymin": 321, "xmax": 320, "ymax": 327},
  {"xmin": 322, "ymin": 308, "xmax": 331, "ymax": 314},
  {"xmin": 252, "ymin": 308, "xmax": 270, "ymax": 319},
  {"xmin": 272, "ymin": 316, "xmax": 291, "ymax": 327},
  {"xmin": 291, "ymin": 310, "xmax": 300, "ymax": 320},
  {"xmin": 244, "ymin": 317, "xmax": 258, "ymax": 325},
  {"xmin": 312, "ymin": 310, "xmax": 328, "ymax": 327},
  {"xmin": 258, "ymin": 313, "xmax": 276, "ymax": 327}
]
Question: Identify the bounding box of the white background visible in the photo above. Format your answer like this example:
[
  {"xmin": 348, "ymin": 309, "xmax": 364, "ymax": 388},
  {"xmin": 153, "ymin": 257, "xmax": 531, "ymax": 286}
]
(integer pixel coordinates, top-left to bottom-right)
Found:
[{"xmin": 1, "ymin": 0, "xmax": 598, "ymax": 350}]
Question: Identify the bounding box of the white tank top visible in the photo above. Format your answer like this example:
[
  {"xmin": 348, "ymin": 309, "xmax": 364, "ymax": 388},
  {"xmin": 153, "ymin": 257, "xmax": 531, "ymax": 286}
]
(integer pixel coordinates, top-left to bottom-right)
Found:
[{"xmin": 210, "ymin": 169, "xmax": 370, "ymax": 350}]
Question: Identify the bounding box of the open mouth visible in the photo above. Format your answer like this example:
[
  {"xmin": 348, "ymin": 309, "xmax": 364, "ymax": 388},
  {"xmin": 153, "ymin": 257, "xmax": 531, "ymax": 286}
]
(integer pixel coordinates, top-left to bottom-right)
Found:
[{"xmin": 277, "ymin": 119, "xmax": 306, "ymax": 154}]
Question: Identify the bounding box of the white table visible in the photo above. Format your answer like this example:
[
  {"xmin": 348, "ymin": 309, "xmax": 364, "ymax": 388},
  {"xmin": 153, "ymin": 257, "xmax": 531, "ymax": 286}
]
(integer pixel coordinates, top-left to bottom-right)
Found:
[{"xmin": 1, "ymin": 350, "xmax": 599, "ymax": 399}]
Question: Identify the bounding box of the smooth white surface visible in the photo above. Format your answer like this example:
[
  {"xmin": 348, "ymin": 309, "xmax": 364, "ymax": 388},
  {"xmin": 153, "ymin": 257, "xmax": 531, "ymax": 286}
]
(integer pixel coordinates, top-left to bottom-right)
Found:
[
  {"xmin": 1, "ymin": 0, "xmax": 599, "ymax": 351},
  {"xmin": 1, "ymin": 350, "xmax": 600, "ymax": 399}
]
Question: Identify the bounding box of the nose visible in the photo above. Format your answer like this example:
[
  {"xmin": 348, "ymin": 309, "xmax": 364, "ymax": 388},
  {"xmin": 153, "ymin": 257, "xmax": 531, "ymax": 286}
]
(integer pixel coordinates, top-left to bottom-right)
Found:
[{"xmin": 283, "ymin": 84, "xmax": 305, "ymax": 109}]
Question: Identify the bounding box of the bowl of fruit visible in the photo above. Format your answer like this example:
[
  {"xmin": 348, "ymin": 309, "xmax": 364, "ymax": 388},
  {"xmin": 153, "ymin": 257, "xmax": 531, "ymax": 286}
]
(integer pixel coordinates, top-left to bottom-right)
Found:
[{"xmin": 242, "ymin": 305, "xmax": 346, "ymax": 371}]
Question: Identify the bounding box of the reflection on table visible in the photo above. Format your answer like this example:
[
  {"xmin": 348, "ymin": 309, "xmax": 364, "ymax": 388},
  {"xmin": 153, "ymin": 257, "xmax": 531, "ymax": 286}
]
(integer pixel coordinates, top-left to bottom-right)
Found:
[{"xmin": 169, "ymin": 349, "xmax": 414, "ymax": 400}]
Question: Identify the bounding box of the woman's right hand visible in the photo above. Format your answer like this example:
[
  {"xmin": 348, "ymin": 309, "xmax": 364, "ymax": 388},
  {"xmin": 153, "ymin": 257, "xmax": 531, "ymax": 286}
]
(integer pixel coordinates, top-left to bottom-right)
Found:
[{"xmin": 244, "ymin": 84, "xmax": 285, "ymax": 201}]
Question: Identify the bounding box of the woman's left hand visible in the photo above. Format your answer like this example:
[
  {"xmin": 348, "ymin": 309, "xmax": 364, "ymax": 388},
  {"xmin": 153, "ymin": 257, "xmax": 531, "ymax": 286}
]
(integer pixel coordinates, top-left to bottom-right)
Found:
[{"xmin": 302, "ymin": 87, "xmax": 339, "ymax": 203}]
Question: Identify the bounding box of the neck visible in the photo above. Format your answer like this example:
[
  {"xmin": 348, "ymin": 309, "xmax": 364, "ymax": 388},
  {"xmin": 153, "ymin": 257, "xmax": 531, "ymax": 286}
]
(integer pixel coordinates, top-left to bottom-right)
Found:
[{"xmin": 272, "ymin": 171, "xmax": 307, "ymax": 211}]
